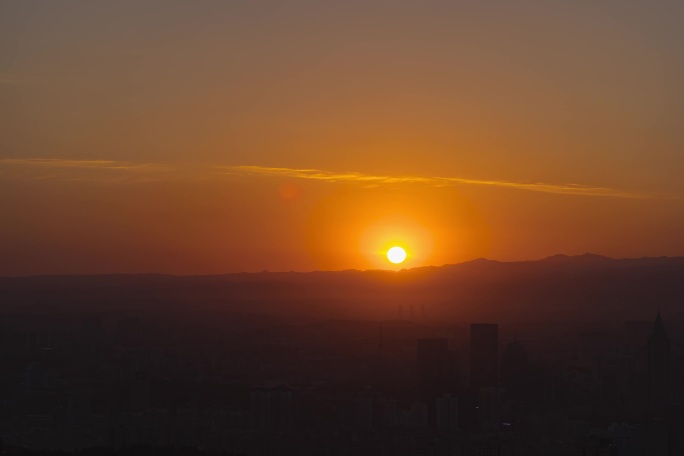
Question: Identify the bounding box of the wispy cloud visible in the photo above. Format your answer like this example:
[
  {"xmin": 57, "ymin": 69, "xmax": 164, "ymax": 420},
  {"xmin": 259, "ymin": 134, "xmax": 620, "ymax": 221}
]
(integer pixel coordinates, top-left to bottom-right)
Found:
[
  {"xmin": 0, "ymin": 74, "xmax": 39, "ymax": 86},
  {"xmin": 0, "ymin": 158, "xmax": 654, "ymax": 199},
  {"xmin": 0, "ymin": 158, "xmax": 171, "ymax": 183},
  {"xmin": 221, "ymin": 165, "xmax": 649, "ymax": 199},
  {"xmin": 0, "ymin": 158, "xmax": 161, "ymax": 170}
]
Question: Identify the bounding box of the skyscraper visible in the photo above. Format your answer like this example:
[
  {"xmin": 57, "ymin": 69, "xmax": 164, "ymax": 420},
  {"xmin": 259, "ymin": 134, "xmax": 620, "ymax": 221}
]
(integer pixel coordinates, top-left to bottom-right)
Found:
[
  {"xmin": 250, "ymin": 384, "xmax": 296, "ymax": 433},
  {"xmin": 417, "ymin": 338, "xmax": 451, "ymax": 397},
  {"xmin": 648, "ymin": 312, "xmax": 670, "ymax": 415},
  {"xmin": 417, "ymin": 338, "xmax": 460, "ymax": 429},
  {"xmin": 501, "ymin": 338, "xmax": 530, "ymax": 400},
  {"xmin": 470, "ymin": 324, "xmax": 499, "ymax": 389}
]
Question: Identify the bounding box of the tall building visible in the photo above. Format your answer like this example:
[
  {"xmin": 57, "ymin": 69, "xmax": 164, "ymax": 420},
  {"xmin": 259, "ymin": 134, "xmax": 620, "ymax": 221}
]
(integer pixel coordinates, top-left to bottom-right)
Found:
[
  {"xmin": 648, "ymin": 312, "xmax": 670, "ymax": 415},
  {"xmin": 417, "ymin": 338, "xmax": 458, "ymax": 397},
  {"xmin": 435, "ymin": 394, "xmax": 459, "ymax": 431},
  {"xmin": 249, "ymin": 384, "xmax": 297, "ymax": 433},
  {"xmin": 501, "ymin": 338, "xmax": 530, "ymax": 398},
  {"xmin": 129, "ymin": 370, "xmax": 150, "ymax": 411},
  {"xmin": 470, "ymin": 324, "xmax": 499, "ymax": 389}
]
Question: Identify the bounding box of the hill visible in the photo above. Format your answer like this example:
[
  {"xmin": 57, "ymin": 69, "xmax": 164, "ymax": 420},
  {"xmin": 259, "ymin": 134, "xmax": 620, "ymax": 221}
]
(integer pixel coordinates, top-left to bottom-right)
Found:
[{"xmin": 1, "ymin": 255, "xmax": 683, "ymax": 322}]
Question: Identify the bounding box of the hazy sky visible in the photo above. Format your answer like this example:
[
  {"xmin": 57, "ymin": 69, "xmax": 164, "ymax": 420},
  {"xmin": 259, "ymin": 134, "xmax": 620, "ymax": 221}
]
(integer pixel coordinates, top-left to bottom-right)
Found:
[{"xmin": 2, "ymin": 0, "xmax": 684, "ymax": 274}]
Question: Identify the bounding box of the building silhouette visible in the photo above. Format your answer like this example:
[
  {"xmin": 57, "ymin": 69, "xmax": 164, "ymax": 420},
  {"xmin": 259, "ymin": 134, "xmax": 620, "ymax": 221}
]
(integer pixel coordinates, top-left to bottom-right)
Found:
[
  {"xmin": 501, "ymin": 338, "xmax": 530, "ymax": 399},
  {"xmin": 249, "ymin": 384, "xmax": 296, "ymax": 433},
  {"xmin": 417, "ymin": 338, "xmax": 459, "ymax": 398},
  {"xmin": 435, "ymin": 394, "xmax": 459, "ymax": 431},
  {"xmin": 647, "ymin": 312, "xmax": 670, "ymax": 416},
  {"xmin": 470, "ymin": 324, "xmax": 499, "ymax": 389}
]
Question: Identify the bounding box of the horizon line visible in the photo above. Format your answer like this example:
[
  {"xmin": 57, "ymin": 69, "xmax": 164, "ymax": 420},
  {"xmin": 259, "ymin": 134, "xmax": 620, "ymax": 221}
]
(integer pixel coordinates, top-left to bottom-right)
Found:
[{"xmin": 4, "ymin": 253, "xmax": 684, "ymax": 278}]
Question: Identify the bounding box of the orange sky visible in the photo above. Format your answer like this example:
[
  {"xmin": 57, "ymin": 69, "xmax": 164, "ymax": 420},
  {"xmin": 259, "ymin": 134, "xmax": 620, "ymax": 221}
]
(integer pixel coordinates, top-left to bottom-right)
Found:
[{"xmin": 1, "ymin": 1, "xmax": 684, "ymax": 275}]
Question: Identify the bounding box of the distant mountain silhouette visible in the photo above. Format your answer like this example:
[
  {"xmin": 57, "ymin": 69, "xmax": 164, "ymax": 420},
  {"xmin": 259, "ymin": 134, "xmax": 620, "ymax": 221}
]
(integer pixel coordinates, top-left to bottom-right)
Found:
[
  {"xmin": 1, "ymin": 255, "xmax": 683, "ymax": 322},
  {"xmin": 540, "ymin": 253, "xmax": 611, "ymax": 263}
]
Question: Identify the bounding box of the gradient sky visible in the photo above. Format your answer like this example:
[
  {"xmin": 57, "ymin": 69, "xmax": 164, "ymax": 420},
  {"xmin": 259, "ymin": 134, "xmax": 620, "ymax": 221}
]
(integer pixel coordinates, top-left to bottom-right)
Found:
[{"xmin": 2, "ymin": 0, "xmax": 684, "ymax": 275}]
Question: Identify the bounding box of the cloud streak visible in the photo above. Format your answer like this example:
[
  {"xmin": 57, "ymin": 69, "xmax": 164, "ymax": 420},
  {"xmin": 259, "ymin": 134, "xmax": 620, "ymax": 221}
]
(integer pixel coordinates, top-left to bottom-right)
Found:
[
  {"xmin": 0, "ymin": 158, "xmax": 171, "ymax": 183},
  {"xmin": 222, "ymin": 165, "xmax": 649, "ymax": 199},
  {"xmin": 0, "ymin": 74, "xmax": 39, "ymax": 86},
  {"xmin": 0, "ymin": 158, "xmax": 652, "ymax": 199},
  {"xmin": 0, "ymin": 158, "xmax": 163, "ymax": 170}
]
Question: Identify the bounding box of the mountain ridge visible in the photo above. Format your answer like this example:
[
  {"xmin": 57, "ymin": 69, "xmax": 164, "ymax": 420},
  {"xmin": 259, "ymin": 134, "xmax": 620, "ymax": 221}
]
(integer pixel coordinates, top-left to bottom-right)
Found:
[
  {"xmin": 4, "ymin": 253, "xmax": 682, "ymax": 279},
  {"xmin": 1, "ymin": 254, "xmax": 683, "ymax": 323}
]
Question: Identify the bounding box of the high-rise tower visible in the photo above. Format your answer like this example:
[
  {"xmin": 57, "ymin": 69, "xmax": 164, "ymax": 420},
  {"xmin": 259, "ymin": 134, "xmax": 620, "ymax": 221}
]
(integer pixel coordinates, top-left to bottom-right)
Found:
[
  {"xmin": 417, "ymin": 338, "xmax": 451, "ymax": 397},
  {"xmin": 470, "ymin": 324, "xmax": 498, "ymax": 389},
  {"xmin": 648, "ymin": 312, "xmax": 671, "ymax": 415},
  {"xmin": 501, "ymin": 338, "xmax": 530, "ymax": 399}
]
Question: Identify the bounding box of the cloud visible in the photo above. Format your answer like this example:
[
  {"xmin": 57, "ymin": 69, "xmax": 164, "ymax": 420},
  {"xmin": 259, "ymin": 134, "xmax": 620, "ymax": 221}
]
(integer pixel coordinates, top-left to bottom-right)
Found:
[
  {"xmin": 0, "ymin": 158, "xmax": 171, "ymax": 183},
  {"xmin": 221, "ymin": 165, "xmax": 650, "ymax": 199},
  {"xmin": 0, "ymin": 74, "xmax": 39, "ymax": 86},
  {"xmin": 0, "ymin": 158, "xmax": 161, "ymax": 170},
  {"xmin": 0, "ymin": 158, "xmax": 653, "ymax": 199}
]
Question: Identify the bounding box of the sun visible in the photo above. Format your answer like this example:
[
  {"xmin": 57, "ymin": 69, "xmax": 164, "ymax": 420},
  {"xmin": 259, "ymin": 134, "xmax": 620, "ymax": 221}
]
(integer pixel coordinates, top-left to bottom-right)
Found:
[{"xmin": 387, "ymin": 246, "xmax": 407, "ymax": 265}]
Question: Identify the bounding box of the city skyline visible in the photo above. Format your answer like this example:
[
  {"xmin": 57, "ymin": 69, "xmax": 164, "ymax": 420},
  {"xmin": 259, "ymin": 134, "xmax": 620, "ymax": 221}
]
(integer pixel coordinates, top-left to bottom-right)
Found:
[{"xmin": 3, "ymin": 2, "xmax": 684, "ymax": 454}]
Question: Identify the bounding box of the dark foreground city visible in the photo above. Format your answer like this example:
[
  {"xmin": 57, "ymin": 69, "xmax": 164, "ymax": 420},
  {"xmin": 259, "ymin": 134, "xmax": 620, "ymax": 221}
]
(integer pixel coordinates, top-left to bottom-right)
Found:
[{"xmin": 1, "ymin": 256, "xmax": 683, "ymax": 455}]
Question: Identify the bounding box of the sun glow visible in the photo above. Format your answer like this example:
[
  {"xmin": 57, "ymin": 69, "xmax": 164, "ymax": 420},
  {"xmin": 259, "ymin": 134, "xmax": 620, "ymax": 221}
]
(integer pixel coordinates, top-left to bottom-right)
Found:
[
  {"xmin": 387, "ymin": 246, "xmax": 407, "ymax": 264},
  {"xmin": 359, "ymin": 216, "xmax": 434, "ymax": 269}
]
